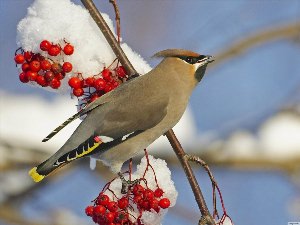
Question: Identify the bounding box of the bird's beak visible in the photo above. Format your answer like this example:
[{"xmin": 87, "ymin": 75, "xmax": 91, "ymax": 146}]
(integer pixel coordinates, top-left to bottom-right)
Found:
[
  {"xmin": 196, "ymin": 55, "xmax": 214, "ymax": 65},
  {"xmin": 206, "ymin": 55, "xmax": 215, "ymax": 63}
]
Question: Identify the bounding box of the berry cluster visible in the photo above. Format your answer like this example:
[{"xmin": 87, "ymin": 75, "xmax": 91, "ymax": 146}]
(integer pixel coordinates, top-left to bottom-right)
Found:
[
  {"xmin": 132, "ymin": 184, "xmax": 170, "ymax": 213},
  {"xmin": 14, "ymin": 40, "xmax": 74, "ymax": 89},
  {"xmin": 85, "ymin": 152, "xmax": 171, "ymax": 225},
  {"xmin": 68, "ymin": 66, "xmax": 126, "ymax": 102},
  {"xmin": 85, "ymin": 193, "xmax": 130, "ymax": 225},
  {"xmin": 15, "ymin": 40, "xmax": 128, "ymax": 105},
  {"xmin": 85, "ymin": 184, "xmax": 170, "ymax": 225}
]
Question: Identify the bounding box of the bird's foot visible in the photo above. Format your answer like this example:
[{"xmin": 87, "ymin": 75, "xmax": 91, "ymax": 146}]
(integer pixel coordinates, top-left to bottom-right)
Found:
[{"xmin": 118, "ymin": 172, "xmax": 140, "ymax": 194}]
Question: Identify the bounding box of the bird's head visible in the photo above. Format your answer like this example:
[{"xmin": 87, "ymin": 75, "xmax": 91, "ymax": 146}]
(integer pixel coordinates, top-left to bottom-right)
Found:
[{"xmin": 153, "ymin": 49, "xmax": 214, "ymax": 84}]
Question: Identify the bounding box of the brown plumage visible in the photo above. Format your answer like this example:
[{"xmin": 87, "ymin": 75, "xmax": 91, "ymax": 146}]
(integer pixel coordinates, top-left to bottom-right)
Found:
[{"xmin": 29, "ymin": 49, "xmax": 213, "ymax": 182}]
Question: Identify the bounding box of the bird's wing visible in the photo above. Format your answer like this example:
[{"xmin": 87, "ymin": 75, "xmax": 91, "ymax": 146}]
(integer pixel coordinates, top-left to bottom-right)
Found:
[{"xmin": 52, "ymin": 95, "xmax": 169, "ymax": 168}]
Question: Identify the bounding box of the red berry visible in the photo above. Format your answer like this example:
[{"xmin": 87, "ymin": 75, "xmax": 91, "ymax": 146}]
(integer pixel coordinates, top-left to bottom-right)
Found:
[
  {"xmin": 104, "ymin": 84, "xmax": 113, "ymax": 93},
  {"xmin": 133, "ymin": 184, "xmax": 144, "ymax": 196},
  {"xmin": 115, "ymin": 66, "xmax": 127, "ymax": 78},
  {"xmin": 149, "ymin": 199, "xmax": 159, "ymax": 212},
  {"xmin": 36, "ymin": 75, "xmax": 48, "ymax": 87},
  {"xmin": 85, "ymin": 205, "xmax": 94, "ymax": 217},
  {"xmin": 48, "ymin": 44, "xmax": 61, "ymax": 56},
  {"xmin": 50, "ymin": 78, "xmax": 61, "ymax": 89},
  {"xmin": 89, "ymin": 93, "xmax": 100, "ymax": 103},
  {"xmin": 31, "ymin": 53, "xmax": 44, "ymax": 61},
  {"xmin": 92, "ymin": 215, "xmax": 100, "ymax": 223},
  {"xmin": 141, "ymin": 200, "xmax": 150, "ymax": 210},
  {"xmin": 24, "ymin": 51, "xmax": 33, "ymax": 61},
  {"xmin": 63, "ymin": 44, "xmax": 74, "ymax": 55},
  {"xmin": 143, "ymin": 189, "xmax": 154, "ymax": 200},
  {"xmin": 44, "ymin": 71, "xmax": 55, "ymax": 82},
  {"xmin": 154, "ymin": 188, "xmax": 164, "ymax": 198},
  {"xmin": 14, "ymin": 54, "xmax": 25, "ymax": 64},
  {"xmin": 117, "ymin": 197, "xmax": 129, "ymax": 209},
  {"xmin": 29, "ymin": 60, "xmax": 41, "ymax": 72},
  {"xmin": 133, "ymin": 195, "xmax": 143, "ymax": 204},
  {"xmin": 19, "ymin": 72, "xmax": 29, "ymax": 83},
  {"xmin": 73, "ymin": 88, "xmax": 84, "ymax": 97},
  {"xmin": 93, "ymin": 205, "xmax": 106, "ymax": 216},
  {"xmin": 101, "ymin": 68, "xmax": 112, "ymax": 81},
  {"xmin": 21, "ymin": 63, "xmax": 30, "ymax": 72},
  {"xmin": 105, "ymin": 212, "xmax": 115, "ymax": 223},
  {"xmin": 55, "ymin": 72, "xmax": 65, "ymax": 80},
  {"xmin": 158, "ymin": 198, "xmax": 170, "ymax": 209},
  {"xmin": 94, "ymin": 78, "xmax": 106, "ymax": 90},
  {"xmin": 107, "ymin": 201, "xmax": 118, "ymax": 212},
  {"xmin": 40, "ymin": 40, "xmax": 51, "ymax": 51},
  {"xmin": 26, "ymin": 71, "xmax": 38, "ymax": 81},
  {"xmin": 111, "ymin": 81, "xmax": 119, "ymax": 89},
  {"xmin": 85, "ymin": 77, "xmax": 95, "ymax": 87},
  {"xmin": 68, "ymin": 77, "xmax": 82, "ymax": 89},
  {"xmin": 62, "ymin": 62, "xmax": 72, "ymax": 73},
  {"xmin": 97, "ymin": 194, "xmax": 110, "ymax": 206},
  {"xmin": 40, "ymin": 60, "xmax": 51, "ymax": 71},
  {"xmin": 51, "ymin": 63, "xmax": 62, "ymax": 74}
]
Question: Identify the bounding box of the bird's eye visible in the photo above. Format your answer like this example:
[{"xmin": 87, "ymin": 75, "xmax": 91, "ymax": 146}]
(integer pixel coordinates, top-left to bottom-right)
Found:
[{"xmin": 185, "ymin": 57, "xmax": 193, "ymax": 64}]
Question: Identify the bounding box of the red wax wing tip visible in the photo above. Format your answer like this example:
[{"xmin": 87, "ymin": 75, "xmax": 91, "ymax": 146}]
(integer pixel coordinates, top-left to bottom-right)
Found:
[{"xmin": 94, "ymin": 136, "xmax": 101, "ymax": 143}]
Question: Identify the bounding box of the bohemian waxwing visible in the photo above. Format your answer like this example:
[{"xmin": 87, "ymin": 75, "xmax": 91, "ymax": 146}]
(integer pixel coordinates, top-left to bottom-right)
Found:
[{"xmin": 29, "ymin": 48, "xmax": 214, "ymax": 182}]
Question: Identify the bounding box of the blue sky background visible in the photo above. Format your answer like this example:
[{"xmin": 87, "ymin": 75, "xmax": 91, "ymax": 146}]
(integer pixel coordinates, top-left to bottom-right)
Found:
[{"xmin": 1, "ymin": 1, "xmax": 300, "ymax": 225}]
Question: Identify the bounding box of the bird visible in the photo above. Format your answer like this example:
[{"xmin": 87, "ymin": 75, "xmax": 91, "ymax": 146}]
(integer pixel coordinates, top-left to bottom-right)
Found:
[{"xmin": 29, "ymin": 48, "xmax": 214, "ymax": 182}]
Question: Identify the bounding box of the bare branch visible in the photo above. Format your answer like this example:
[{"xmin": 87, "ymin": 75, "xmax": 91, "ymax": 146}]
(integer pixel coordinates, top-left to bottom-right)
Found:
[
  {"xmin": 109, "ymin": 0, "xmax": 121, "ymax": 43},
  {"xmin": 212, "ymin": 22, "xmax": 300, "ymax": 68}
]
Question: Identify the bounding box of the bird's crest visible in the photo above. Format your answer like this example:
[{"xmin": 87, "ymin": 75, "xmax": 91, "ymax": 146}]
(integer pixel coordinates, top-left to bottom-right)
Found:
[{"xmin": 152, "ymin": 49, "xmax": 200, "ymax": 58}]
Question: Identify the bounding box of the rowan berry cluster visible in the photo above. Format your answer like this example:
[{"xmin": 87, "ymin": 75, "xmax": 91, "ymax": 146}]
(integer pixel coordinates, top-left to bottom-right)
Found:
[
  {"xmin": 14, "ymin": 40, "xmax": 74, "ymax": 89},
  {"xmin": 68, "ymin": 65, "xmax": 126, "ymax": 101},
  {"xmin": 15, "ymin": 40, "xmax": 128, "ymax": 105},
  {"xmin": 85, "ymin": 153, "xmax": 172, "ymax": 225},
  {"xmin": 85, "ymin": 184, "xmax": 171, "ymax": 225}
]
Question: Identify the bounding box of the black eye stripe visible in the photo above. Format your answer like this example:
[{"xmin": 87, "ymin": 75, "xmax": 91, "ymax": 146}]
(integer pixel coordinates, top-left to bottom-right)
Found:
[{"xmin": 177, "ymin": 55, "xmax": 206, "ymax": 64}]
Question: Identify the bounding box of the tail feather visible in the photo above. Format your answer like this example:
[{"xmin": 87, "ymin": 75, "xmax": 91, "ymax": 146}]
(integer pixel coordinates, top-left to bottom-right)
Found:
[
  {"xmin": 29, "ymin": 167, "xmax": 45, "ymax": 182},
  {"xmin": 30, "ymin": 135, "xmax": 103, "ymax": 182},
  {"xmin": 42, "ymin": 112, "xmax": 81, "ymax": 142}
]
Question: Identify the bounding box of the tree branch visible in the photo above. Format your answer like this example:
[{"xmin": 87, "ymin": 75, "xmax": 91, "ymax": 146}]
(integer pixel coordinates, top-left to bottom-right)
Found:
[
  {"xmin": 80, "ymin": 0, "xmax": 215, "ymax": 224},
  {"xmin": 81, "ymin": 0, "xmax": 137, "ymax": 77}
]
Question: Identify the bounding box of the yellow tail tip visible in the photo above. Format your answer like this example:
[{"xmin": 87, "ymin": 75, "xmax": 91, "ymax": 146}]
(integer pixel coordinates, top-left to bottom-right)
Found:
[{"xmin": 29, "ymin": 167, "xmax": 45, "ymax": 182}]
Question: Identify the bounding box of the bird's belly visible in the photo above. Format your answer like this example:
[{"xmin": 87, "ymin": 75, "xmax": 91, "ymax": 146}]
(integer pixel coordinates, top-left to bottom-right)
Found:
[{"xmin": 98, "ymin": 129, "xmax": 159, "ymax": 173}]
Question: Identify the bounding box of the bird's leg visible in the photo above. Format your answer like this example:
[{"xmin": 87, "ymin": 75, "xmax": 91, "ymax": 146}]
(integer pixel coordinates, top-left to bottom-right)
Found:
[{"xmin": 118, "ymin": 172, "xmax": 139, "ymax": 194}]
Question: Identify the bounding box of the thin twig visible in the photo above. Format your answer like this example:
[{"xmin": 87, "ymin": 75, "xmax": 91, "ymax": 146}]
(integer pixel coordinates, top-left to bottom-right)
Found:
[
  {"xmin": 187, "ymin": 155, "xmax": 228, "ymax": 217},
  {"xmin": 81, "ymin": 0, "xmax": 137, "ymax": 77},
  {"xmin": 166, "ymin": 130, "xmax": 214, "ymax": 224},
  {"xmin": 80, "ymin": 0, "xmax": 215, "ymax": 224},
  {"xmin": 109, "ymin": 0, "xmax": 121, "ymax": 43}
]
